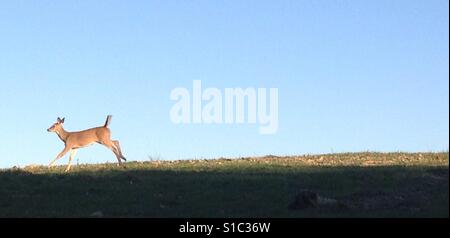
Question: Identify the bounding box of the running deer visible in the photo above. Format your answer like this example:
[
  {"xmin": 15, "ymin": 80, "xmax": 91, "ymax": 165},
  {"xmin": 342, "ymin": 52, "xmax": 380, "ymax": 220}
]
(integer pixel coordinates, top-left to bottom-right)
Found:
[{"xmin": 47, "ymin": 115, "xmax": 127, "ymax": 172}]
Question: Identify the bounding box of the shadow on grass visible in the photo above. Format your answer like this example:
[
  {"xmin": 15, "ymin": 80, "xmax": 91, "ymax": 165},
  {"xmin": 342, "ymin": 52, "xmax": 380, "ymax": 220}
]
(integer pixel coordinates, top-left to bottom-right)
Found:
[{"xmin": 0, "ymin": 165, "xmax": 448, "ymax": 218}]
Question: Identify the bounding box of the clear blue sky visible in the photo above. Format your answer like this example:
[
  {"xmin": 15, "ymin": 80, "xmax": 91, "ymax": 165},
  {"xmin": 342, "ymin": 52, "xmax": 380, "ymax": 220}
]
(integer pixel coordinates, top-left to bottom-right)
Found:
[{"xmin": 0, "ymin": 0, "xmax": 448, "ymax": 168}]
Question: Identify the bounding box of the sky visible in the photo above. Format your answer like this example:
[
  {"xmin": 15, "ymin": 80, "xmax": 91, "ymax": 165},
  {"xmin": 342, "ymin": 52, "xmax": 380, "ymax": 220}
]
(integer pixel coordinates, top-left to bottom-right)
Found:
[{"xmin": 0, "ymin": 0, "xmax": 448, "ymax": 168}]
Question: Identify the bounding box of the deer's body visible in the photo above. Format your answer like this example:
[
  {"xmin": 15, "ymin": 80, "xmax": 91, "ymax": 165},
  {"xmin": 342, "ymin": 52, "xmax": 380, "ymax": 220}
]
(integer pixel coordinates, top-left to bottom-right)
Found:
[
  {"xmin": 57, "ymin": 126, "xmax": 110, "ymax": 148},
  {"xmin": 47, "ymin": 116, "xmax": 126, "ymax": 172}
]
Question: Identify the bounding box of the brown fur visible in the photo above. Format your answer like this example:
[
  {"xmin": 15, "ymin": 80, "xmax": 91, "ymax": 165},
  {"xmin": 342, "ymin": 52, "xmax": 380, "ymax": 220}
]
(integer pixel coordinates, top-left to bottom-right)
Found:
[{"xmin": 47, "ymin": 116, "xmax": 126, "ymax": 172}]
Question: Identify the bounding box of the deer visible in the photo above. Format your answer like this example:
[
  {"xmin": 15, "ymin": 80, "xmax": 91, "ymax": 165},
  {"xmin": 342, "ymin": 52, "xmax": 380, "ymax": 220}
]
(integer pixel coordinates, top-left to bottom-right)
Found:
[{"xmin": 47, "ymin": 115, "xmax": 127, "ymax": 172}]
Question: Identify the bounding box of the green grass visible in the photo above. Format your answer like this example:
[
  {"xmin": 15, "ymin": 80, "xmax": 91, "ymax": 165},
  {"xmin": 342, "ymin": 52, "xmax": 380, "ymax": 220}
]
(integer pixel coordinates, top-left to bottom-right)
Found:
[{"xmin": 0, "ymin": 152, "xmax": 448, "ymax": 218}]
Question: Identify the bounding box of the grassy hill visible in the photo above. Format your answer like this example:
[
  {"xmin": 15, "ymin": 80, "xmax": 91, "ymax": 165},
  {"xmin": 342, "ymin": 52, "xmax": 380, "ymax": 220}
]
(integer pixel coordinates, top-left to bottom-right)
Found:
[{"xmin": 0, "ymin": 152, "xmax": 448, "ymax": 218}]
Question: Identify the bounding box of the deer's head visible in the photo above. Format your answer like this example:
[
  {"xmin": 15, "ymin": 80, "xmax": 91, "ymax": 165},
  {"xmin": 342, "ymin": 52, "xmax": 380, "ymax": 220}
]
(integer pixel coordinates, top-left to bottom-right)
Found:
[{"xmin": 47, "ymin": 117, "xmax": 65, "ymax": 132}]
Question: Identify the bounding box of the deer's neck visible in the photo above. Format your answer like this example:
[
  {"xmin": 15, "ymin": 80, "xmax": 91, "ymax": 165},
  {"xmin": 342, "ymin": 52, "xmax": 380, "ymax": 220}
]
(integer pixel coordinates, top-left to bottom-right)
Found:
[{"xmin": 56, "ymin": 128, "xmax": 70, "ymax": 143}]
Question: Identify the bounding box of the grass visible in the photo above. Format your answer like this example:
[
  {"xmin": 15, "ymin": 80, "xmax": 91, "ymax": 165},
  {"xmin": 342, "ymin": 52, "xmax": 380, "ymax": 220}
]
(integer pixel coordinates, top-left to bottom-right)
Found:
[{"xmin": 0, "ymin": 152, "xmax": 448, "ymax": 218}]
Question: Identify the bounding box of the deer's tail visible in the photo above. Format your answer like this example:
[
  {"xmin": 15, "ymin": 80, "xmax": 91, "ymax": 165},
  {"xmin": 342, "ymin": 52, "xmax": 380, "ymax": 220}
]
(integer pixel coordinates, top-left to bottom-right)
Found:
[{"xmin": 104, "ymin": 115, "xmax": 113, "ymax": 128}]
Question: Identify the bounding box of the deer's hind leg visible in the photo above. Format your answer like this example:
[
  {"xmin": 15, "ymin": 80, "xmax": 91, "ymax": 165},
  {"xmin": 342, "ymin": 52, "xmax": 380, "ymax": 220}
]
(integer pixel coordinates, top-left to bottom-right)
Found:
[
  {"xmin": 100, "ymin": 140, "xmax": 123, "ymax": 166},
  {"xmin": 112, "ymin": 140, "xmax": 126, "ymax": 161}
]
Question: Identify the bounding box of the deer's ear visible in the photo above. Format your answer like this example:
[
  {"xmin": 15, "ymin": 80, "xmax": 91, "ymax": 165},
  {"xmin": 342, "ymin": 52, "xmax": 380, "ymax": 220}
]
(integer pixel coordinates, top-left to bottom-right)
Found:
[
  {"xmin": 61, "ymin": 118, "xmax": 65, "ymax": 124},
  {"xmin": 57, "ymin": 117, "xmax": 62, "ymax": 123}
]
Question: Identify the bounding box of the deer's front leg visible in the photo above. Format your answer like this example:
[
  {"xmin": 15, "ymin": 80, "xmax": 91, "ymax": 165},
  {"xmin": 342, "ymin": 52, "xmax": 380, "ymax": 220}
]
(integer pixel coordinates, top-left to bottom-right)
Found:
[
  {"xmin": 49, "ymin": 146, "xmax": 70, "ymax": 167},
  {"xmin": 65, "ymin": 149, "xmax": 77, "ymax": 172}
]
